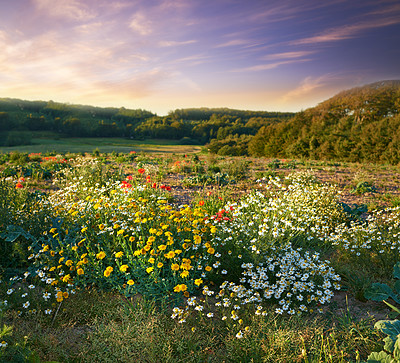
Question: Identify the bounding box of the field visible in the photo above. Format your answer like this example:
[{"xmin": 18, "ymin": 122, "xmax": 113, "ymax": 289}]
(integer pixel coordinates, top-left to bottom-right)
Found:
[
  {"xmin": 0, "ymin": 135, "xmax": 202, "ymax": 154},
  {"xmin": 1, "ymin": 147, "xmax": 400, "ymax": 362}
]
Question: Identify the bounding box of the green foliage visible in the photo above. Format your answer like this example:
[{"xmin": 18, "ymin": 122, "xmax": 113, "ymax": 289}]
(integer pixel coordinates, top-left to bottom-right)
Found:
[
  {"xmin": 352, "ymin": 181, "xmax": 377, "ymax": 195},
  {"xmin": 365, "ymin": 262, "xmax": 400, "ymax": 305}
]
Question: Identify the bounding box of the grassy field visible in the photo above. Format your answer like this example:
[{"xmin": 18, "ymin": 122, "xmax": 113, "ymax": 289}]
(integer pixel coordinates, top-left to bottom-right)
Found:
[
  {"xmin": 0, "ymin": 136, "xmax": 202, "ymax": 154},
  {"xmin": 1, "ymin": 151, "xmax": 400, "ymax": 362}
]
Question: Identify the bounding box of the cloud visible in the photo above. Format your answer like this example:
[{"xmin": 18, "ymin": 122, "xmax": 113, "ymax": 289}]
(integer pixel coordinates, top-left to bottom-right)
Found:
[
  {"xmin": 291, "ymin": 16, "xmax": 400, "ymax": 45},
  {"xmin": 32, "ymin": 0, "xmax": 96, "ymax": 21},
  {"xmin": 279, "ymin": 74, "xmax": 345, "ymax": 105},
  {"xmin": 231, "ymin": 59, "xmax": 309, "ymax": 72},
  {"xmin": 129, "ymin": 12, "xmax": 153, "ymax": 35},
  {"xmin": 262, "ymin": 51, "xmax": 315, "ymax": 60},
  {"xmin": 158, "ymin": 39, "xmax": 197, "ymax": 47},
  {"xmin": 215, "ymin": 39, "xmax": 252, "ymax": 48}
]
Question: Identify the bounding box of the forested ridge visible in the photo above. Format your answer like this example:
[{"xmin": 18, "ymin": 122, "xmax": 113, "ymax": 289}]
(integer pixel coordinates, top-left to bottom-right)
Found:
[
  {"xmin": 1, "ymin": 80, "xmax": 400, "ymax": 164},
  {"xmin": 248, "ymin": 80, "xmax": 400, "ymax": 163}
]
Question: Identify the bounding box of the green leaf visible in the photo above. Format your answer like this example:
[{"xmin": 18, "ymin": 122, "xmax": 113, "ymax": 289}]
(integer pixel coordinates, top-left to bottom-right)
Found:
[
  {"xmin": 366, "ymin": 283, "xmax": 395, "ymax": 302},
  {"xmin": 367, "ymin": 350, "xmax": 395, "ymax": 362},
  {"xmin": 384, "ymin": 301, "xmax": 400, "ymax": 315},
  {"xmin": 384, "ymin": 336, "xmax": 396, "ymax": 354},
  {"xmin": 375, "ymin": 320, "xmax": 400, "ymax": 338},
  {"xmin": 394, "ymin": 263, "xmax": 400, "ymax": 280},
  {"xmin": 393, "ymin": 336, "xmax": 400, "ymax": 360},
  {"xmin": 394, "ymin": 280, "xmax": 400, "ymax": 296}
]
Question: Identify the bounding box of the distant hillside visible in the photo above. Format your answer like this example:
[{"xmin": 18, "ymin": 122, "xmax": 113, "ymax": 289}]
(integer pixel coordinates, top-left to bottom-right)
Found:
[
  {"xmin": 0, "ymin": 98, "xmax": 293, "ymax": 147},
  {"xmin": 248, "ymin": 80, "xmax": 400, "ymax": 164}
]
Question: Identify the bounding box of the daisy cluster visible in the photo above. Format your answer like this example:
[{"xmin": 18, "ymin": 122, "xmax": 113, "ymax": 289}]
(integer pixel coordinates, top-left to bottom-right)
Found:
[
  {"xmin": 0, "ymin": 269, "xmax": 72, "ymax": 318},
  {"xmin": 172, "ymin": 172, "xmax": 343, "ymax": 336},
  {"xmin": 326, "ymin": 206, "xmax": 400, "ymax": 261}
]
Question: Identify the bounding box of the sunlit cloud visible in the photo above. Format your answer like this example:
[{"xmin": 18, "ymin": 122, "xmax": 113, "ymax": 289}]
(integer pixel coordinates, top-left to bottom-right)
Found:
[
  {"xmin": 232, "ymin": 59, "xmax": 309, "ymax": 72},
  {"xmin": 158, "ymin": 40, "xmax": 197, "ymax": 47},
  {"xmin": 215, "ymin": 39, "xmax": 252, "ymax": 48},
  {"xmin": 292, "ymin": 16, "xmax": 400, "ymax": 45},
  {"xmin": 129, "ymin": 12, "xmax": 153, "ymax": 35},
  {"xmin": 32, "ymin": 0, "xmax": 96, "ymax": 21},
  {"xmin": 262, "ymin": 51, "xmax": 315, "ymax": 60}
]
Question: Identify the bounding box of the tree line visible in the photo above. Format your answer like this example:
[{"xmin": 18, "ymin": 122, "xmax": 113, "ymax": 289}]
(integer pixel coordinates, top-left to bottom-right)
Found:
[{"xmin": 1, "ymin": 80, "xmax": 399, "ymax": 164}]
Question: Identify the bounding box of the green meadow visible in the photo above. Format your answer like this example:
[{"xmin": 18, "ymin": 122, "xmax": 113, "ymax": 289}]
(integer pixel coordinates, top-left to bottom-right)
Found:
[{"xmin": 0, "ymin": 151, "xmax": 400, "ymax": 362}]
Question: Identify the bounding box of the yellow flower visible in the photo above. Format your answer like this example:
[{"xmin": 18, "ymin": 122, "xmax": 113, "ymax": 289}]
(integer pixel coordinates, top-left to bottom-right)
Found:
[
  {"xmin": 115, "ymin": 251, "xmax": 124, "ymax": 258},
  {"xmin": 133, "ymin": 250, "xmax": 141, "ymax": 256},
  {"xmin": 62, "ymin": 274, "xmax": 71, "ymax": 283},
  {"xmin": 173, "ymin": 284, "xmax": 187, "ymax": 292},
  {"xmin": 158, "ymin": 244, "xmax": 167, "ymax": 251},
  {"xmin": 180, "ymin": 270, "xmax": 189, "ymax": 278},
  {"xmin": 147, "ymin": 236, "xmax": 156, "ymax": 244},
  {"xmin": 58, "ymin": 257, "xmax": 65, "ymax": 264},
  {"xmin": 146, "ymin": 267, "xmax": 154, "ymax": 274},
  {"xmin": 194, "ymin": 278, "xmax": 203, "ymax": 286},
  {"xmin": 104, "ymin": 267, "xmax": 113, "ymax": 277},
  {"xmin": 164, "ymin": 251, "xmax": 176, "ymax": 259},
  {"xmin": 49, "ymin": 228, "xmax": 57, "ymax": 234},
  {"xmin": 63, "ymin": 291, "xmax": 69, "ymax": 299},
  {"xmin": 129, "ymin": 236, "xmax": 135, "ymax": 242},
  {"xmin": 207, "ymin": 247, "xmax": 215, "ymax": 255},
  {"xmin": 205, "ymin": 266, "xmax": 212, "ymax": 272},
  {"xmin": 157, "ymin": 262, "xmax": 163, "ymax": 268},
  {"xmin": 72, "ymin": 246, "xmax": 78, "ymax": 251},
  {"xmin": 43, "ymin": 245, "xmax": 49, "ymax": 252},
  {"xmin": 171, "ymin": 263, "xmax": 180, "ymax": 271},
  {"xmin": 148, "ymin": 258, "xmax": 155, "ymax": 264},
  {"xmin": 117, "ymin": 229, "xmax": 125, "ymax": 235},
  {"xmin": 119, "ymin": 265, "xmax": 128, "ymax": 272},
  {"xmin": 98, "ymin": 224, "xmax": 104, "ymax": 230},
  {"xmin": 127, "ymin": 279, "xmax": 135, "ymax": 285},
  {"xmin": 81, "ymin": 227, "xmax": 88, "ymax": 233},
  {"xmin": 96, "ymin": 251, "xmax": 106, "ymax": 260},
  {"xmin": 65, "ymin": 260, "xmax": 73, "ymax": 267},
  {"xmin": 193, "ymin": 235, "xmax": 201, "ymax": 244},
  {"xmin": 77, "ymin": 268, "xmax": 84, "ymax": 275},
  {"xmin": 149, "ymin": 228, "xmax": 157, "ymax": 234},
  {"xmin": 56, "ymin": 291, "xmax": 63, "ymax": 302}
]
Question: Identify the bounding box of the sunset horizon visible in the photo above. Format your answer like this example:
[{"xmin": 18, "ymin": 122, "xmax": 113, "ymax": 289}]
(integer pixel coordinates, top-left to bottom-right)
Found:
[{"xmin": 1, "ymin": 0, "xmax": 399, "ymax": 116}]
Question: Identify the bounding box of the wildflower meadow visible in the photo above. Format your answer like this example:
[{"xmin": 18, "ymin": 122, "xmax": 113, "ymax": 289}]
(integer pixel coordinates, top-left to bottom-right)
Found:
[{"xmin": 0, "ymin": 151, "xmax": 400, "ymax": 362}]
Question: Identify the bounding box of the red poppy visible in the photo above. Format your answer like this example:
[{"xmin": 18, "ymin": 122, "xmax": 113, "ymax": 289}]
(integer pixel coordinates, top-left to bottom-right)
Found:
[
  {"xmin": 126, "ymin": 175, "xmax": 133, "ymax": 180},
  {"xmin": 152, "ymin": 183, "xmax": 157, "ymax": 188},
  {"xmin": 18, "ymin": 177, "xmax": 25, "ymax": 182},
  {"xmin": 138, "ymin": 168, "xmax": 145, "ymax": 174},
  {"xmin": 15, "ymin": 182, "xmax": 23, "ymax": 189},
  {"xmin": 160, "ymin": 185, "xmax": 166, "ymax": 189},
  {"xmin": 166, "ymin": 186, "xmax": 171, "ymax": 191},
  {"xmin": 198, "ymin": 200, "xmax": 205, "ymax": 206}
]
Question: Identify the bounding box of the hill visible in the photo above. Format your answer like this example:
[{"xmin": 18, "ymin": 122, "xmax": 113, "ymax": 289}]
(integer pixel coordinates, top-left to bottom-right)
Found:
[
  {"xmin": 0, "ymin": 98, "xmax": 293, "ymax": 147},
  {"xmin": 248, "ymin": 80, "xmax": 400, "ymax": 164}
]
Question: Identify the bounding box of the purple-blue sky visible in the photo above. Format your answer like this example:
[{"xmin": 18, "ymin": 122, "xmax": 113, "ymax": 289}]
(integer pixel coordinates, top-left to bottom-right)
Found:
[{"xmin": 0, "ymin": 0, "xmax": 399, "ymax": 115}]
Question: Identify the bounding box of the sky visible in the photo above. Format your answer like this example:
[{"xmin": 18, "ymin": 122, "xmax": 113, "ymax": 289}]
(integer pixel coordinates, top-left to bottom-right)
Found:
[{"xmin": 0, "ymin": 0, "xmax": 399, "ymax": 115}]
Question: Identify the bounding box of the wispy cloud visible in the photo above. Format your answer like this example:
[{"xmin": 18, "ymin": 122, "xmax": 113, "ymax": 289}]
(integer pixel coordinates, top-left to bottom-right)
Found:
[
  {"xmin": 215, "ymin": 39, "xmax": 252, "ymax": 48},
  {"xmin": 262, "ymin": 51, "xmax": 315, "ymax": 60},
  {"xmin": 278, "ymin": 74, "xmax": 351, "ymax": 106},
  {"xmin": 32, "ymin": 0, "xmax": 96, "ymax": 21},
  {"xmin": 129, "ymin": 12, "xmax": 153, "ymax": 35},
  {"xmin": 291, "ymin": 16, "xmax": 400, "ymax": 45},
  {"xmin": 158, "ymin": 40, "xmax": 197, "ymax": 47},
  {"xmin": 231, "ymin": 59, "xmax": 309, "ymax": 72}
]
